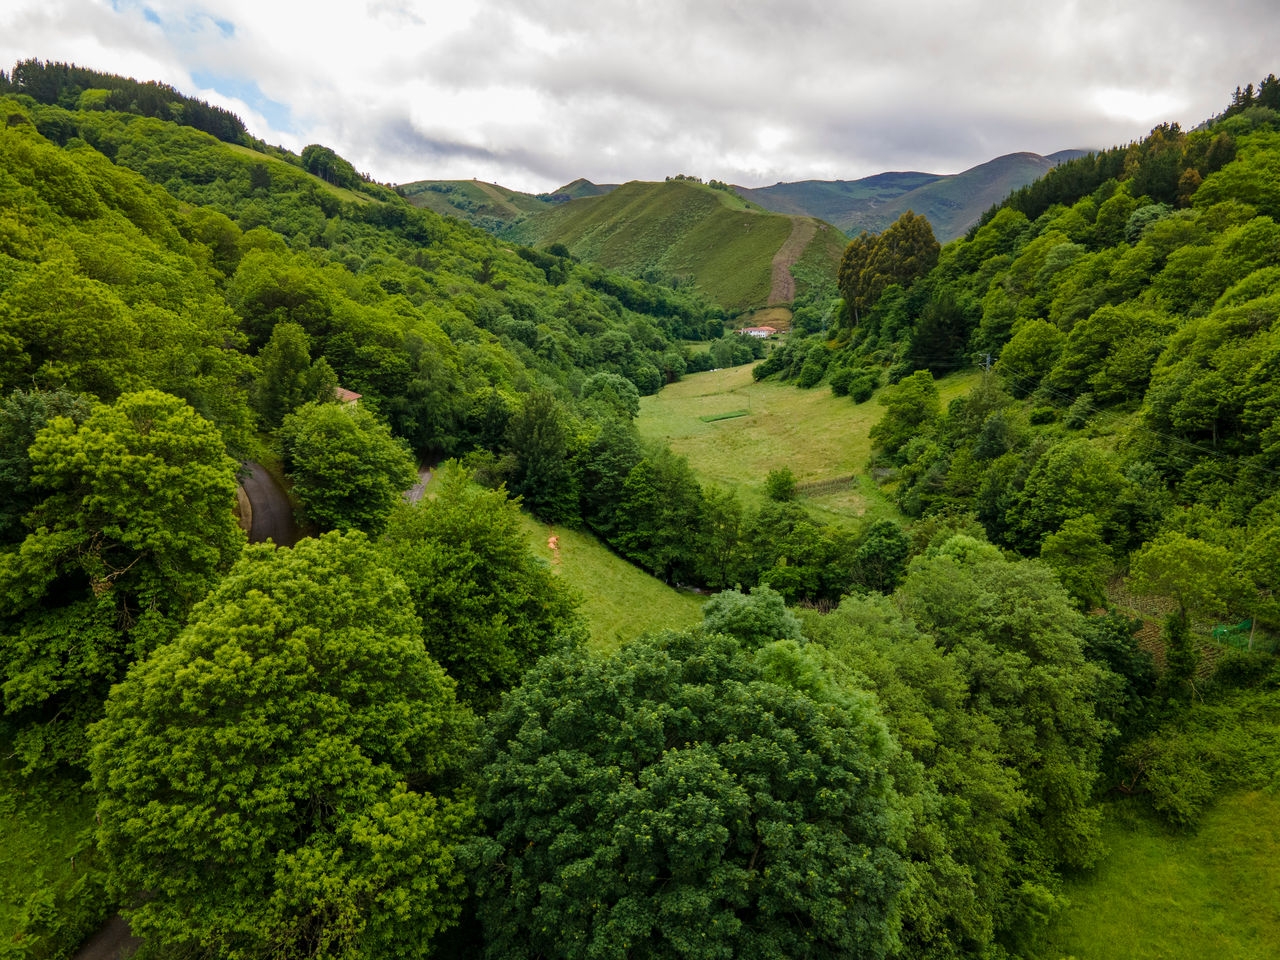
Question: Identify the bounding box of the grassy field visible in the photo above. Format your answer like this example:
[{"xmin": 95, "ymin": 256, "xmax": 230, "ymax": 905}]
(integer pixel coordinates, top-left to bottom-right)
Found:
[
  {"xmin": 1038, "ymin": 792, "xmax": 1280, "ymax": 959},
  {"xmin": 637, "ymin": 362, "xmax": 980, "ymax": 522},
  {"xmin": 517, "ymin": 514, "xmax": 705, "ymax": 653}
]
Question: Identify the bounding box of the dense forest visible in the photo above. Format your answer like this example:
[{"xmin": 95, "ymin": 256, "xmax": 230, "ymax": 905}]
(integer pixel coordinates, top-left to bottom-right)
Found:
[{"xmin": 1, "ymin": 61, "xmax": 1278, "ymax": 960}]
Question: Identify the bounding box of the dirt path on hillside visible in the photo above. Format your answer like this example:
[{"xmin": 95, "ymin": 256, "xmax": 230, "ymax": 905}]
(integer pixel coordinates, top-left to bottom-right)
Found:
[{"xmin": 768, "ymin": 217, "xmax": 818, "ymax": 305}]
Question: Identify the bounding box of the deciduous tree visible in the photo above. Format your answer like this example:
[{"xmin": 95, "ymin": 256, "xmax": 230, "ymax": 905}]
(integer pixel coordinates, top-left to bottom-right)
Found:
[
  {"xmin": 89, "ymin": 532, "xmax": 476, "ymax": 959},
  {"xmin": 280, "ymin": 400, "xmax": 417, "ymax": 535},
  {"xmin": 470, "ymin": 630, "xmax": 905, "ymax": 960},
  {"xmin": 379, "ymin": 463, "xmax": 584, "ymax": 710}
]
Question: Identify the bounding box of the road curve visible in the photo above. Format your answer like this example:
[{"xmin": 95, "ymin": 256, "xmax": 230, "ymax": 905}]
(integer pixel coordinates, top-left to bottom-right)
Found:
[{"xmin": 240, "ymin": 461, "xmax": 301, "ymax": 547}]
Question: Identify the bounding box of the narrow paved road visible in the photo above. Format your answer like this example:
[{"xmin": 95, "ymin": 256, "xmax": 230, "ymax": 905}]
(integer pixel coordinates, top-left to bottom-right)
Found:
[
  {"xmin": 73, "ymin": 914, "xmax": 140, "ymax": 960},
  {"xmin": 241, "ymin": 461, "xmax": 301, "ymax": 547}
]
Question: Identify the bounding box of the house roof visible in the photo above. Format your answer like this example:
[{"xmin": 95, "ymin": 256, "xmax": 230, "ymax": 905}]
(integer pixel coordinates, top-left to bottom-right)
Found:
[{"xmin": 334, "ymin": 387, "xmax": 362, "ymax": 403}]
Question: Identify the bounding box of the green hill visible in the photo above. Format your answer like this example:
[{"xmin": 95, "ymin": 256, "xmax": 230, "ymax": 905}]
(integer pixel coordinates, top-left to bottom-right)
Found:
[
  {"xmin": 739, "ymin": 150, "xmax": 1089, "ymax": 241},
  {"xmin": 502, "ymin": 178, "xmax": 842, "ymax": 313},
  {"xmin": 554, "ymin": 177, "xmax": 619, "ymax": 199},
  {"xmin": 398, "ymin": 178, "xmax": 554, "ymax": 229}
]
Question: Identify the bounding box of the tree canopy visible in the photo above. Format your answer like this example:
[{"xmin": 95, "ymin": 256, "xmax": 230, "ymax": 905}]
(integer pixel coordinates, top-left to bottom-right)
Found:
[
  {"xmin": 379, "ymin": 463, "xmax": 585, "ymax": 710},
  {"xmin": 280, "ymin": 400, "xmax": 418, "ymax": 536},
  {"xmin": 89, "ymin": 532, "xmax": 476, "ymax": 959},
  {"xmin": 471, "ymin": 629, "xmax": 906, "ymax": 960}
]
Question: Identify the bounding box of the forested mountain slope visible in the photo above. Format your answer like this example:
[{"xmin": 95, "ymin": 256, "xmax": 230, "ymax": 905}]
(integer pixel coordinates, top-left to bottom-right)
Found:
[{"xmin": 758, "ymin": 81, "xmax": 1280, "ymax": 904}]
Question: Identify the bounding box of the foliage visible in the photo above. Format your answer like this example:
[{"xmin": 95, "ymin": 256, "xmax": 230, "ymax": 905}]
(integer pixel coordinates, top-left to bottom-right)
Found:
[
  {"xmin": 838, "ymin": 212, "xmax": 940, "ymax": 327},
  {"xmin": 869, "ymin": 370, "xmax": 940, "ymax": 464},
  {"xmin": 470, "ymin": 630, "xmax": 906, "ymax": 960},
  {"xmin": 699, "ymin": 585, "xmax": 803, "ymax": 647},
  {"xmin": 763, "ymin": 465, "xmax": 797, "ymax": 501},
  {"xmin": 0, "ymin": 390, "xmax": 243, "ymax": 772},
  {"xmin": 89, "ymin": 532, "xmax": 477, "ymax": 959},
  {"xmin": 379, "ymin": 463, "xmax": 585, "ymax": 710},
  {"xmin": 280, "ymin": 400, "xmax": 418, "ymax": 535},
  {"xmin": 4, "ymin": 58, "xmax": 248, "ymax": 143}
]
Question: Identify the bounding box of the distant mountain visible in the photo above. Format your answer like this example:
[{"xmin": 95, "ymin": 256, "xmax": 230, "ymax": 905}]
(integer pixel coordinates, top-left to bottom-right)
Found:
[
  {"xmin": 738, "ymin": 150, "xmax": 1091, "ymax": 241},
  {"xmin": 503, "ymin": 179, "xmax": 844, "ymax": 313}
]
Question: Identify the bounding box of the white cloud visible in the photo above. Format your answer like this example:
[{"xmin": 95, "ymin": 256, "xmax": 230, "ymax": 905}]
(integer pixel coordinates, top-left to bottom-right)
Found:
[{"xmin": 2, "ymin": 0, "xmax": 1276, "ymax": 192}]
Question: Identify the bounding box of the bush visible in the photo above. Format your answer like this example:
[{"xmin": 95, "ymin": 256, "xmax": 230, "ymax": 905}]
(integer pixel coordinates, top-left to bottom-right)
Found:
[{"xmin": 849, "ymin": 373, "xmax": 877, "ymax": 403}]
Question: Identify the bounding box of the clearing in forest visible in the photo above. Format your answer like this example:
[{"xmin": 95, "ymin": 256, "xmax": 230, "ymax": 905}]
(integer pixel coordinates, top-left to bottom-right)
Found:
[{"xmin": 638, "ymin": 364, "xmax": 980, "ymax": 521}]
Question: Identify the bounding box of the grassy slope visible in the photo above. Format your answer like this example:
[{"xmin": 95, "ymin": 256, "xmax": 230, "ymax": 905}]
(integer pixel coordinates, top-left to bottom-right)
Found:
[
  {"xmin": 1038, "ymin": 792, "xmax": 1280, "ymax": 960},
  {"xmin": 503, "ymin": 180, "xmax": 833, "ymax": 313},
  {"xmin": 517, "ymin": 514, "xmax": 704, "ymax": 653},
  {"xmin": 399, "ymin": 179, "xmax": 552, "ymax": 225},
  {"xmin": 637, "ymin": 363, "xmax": 979, "ymax": 521}
]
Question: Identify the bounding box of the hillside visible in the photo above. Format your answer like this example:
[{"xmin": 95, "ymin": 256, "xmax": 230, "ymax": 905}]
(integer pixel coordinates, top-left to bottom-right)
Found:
[
  {"xmin": 739, "ymin": 150, "xmax": 1089, "ymax": 240},
  {"xmin": 502, "ymin": 178, "xmax": 842, "ymax": 312},
  {"xmin": 398, "ymin": 178, "xmax": 555, "ymax": 229}
]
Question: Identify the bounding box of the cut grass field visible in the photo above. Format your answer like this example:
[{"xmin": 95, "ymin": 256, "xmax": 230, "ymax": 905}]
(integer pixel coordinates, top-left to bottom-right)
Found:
[
  {"xmin": 638, "ymin": 362, "xmax": 981, "ymax": 523},
  {"xmin": 517, "ymin": 514, "xmax": 705, "ymax": 653},
  {"xmin": 1038, "ymin": 792, "xmax": 1280, "ymax": 960}
]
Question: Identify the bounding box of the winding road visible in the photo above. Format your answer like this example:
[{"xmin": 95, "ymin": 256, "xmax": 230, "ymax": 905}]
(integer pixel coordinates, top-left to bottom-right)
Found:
[{"xmin": 240, "ymin": 460, "xmax": 301, "ymax": 547}]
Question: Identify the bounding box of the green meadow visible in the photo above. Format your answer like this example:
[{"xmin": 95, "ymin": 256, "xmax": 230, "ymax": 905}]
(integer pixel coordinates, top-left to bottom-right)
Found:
[
  {"xmin": 516, "ymin": 514, "xmax": 705, "ymax": 653},
  {"xmin": 637, "ymin": 361, "xmax": 980, "ymax": 521},
  {"xmin": 1039, "ymin": 792, "xmax": 1280, "ymax": 960}
]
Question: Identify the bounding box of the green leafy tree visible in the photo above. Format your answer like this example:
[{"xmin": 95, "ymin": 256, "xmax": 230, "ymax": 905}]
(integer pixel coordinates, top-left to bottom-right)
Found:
[
  {"xmin": 897, "ymin": 537, "xmax": 1109, "ymax": 873},
  {"xmin": 995, "ymin": 319, "xmax": 1065, "ymax": 398},
  {"xmin": 764, "ymin": 465, "xmax": 798, "ymax": 501},
  {"xmin": 852, "ymin": 519, "xmax": 912, "ymax": 594},
  {"xmin": 0, "ymin": 390, "xmax": 243, "ymax": 769},
  {"xmin": 580, "ymin": 371, "xmax": 641, "ymax": 420},
  {"xmin": 470, "ymin": 630, "xmax": 905, "ymax": 960},
  {"xmin": 1129, "ymin": 531, "xmax": 1245, "ymax": 627},
  {"xmin": 379, "ymin": 464, "xmax": 585, "ymax": 711},
  {"xmin": 504, "ymin": 389, "xmax": 580, "ymax": 524},
  {"xmin": 280, "ymin": 400, "xmax": 417, "ymax": 535},
  {"xmin": 89, "ymin": 532, "xmax": 476, "ymax": 959},
  {"xmin": 613, "ymin": 447, "xmax": 705, "ymax": 584},
  {"xmin": 839, "ymin": 212, "xmax": 941, "ymax": 329},
  {"xmin": 1007, "ymin": 438, "xmax": 1129, "ymax": 551},
  {"xmin": 1039, "ymin": 514, "xmax": 1113, "ymax": 610},
  {"xmin": 700, "ymin": 585, "xmax": 803, "ymax": 647},
  {"xmin": 0, "ymin": 387, "xmax": 92, "ymax": 545},
  {"xmin": 251, "ymin": 322, "xmax": 337, "ymax": 428},
  {"xmin": 869, "ymin": 369, "xmax": 941, "ymax": 464}
]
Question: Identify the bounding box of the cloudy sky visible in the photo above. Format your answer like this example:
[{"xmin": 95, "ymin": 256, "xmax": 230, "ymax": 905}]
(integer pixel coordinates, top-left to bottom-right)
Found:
[{"xmin": 2, "ymin": 1, "xmax": 1276, "ymax": 193}]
